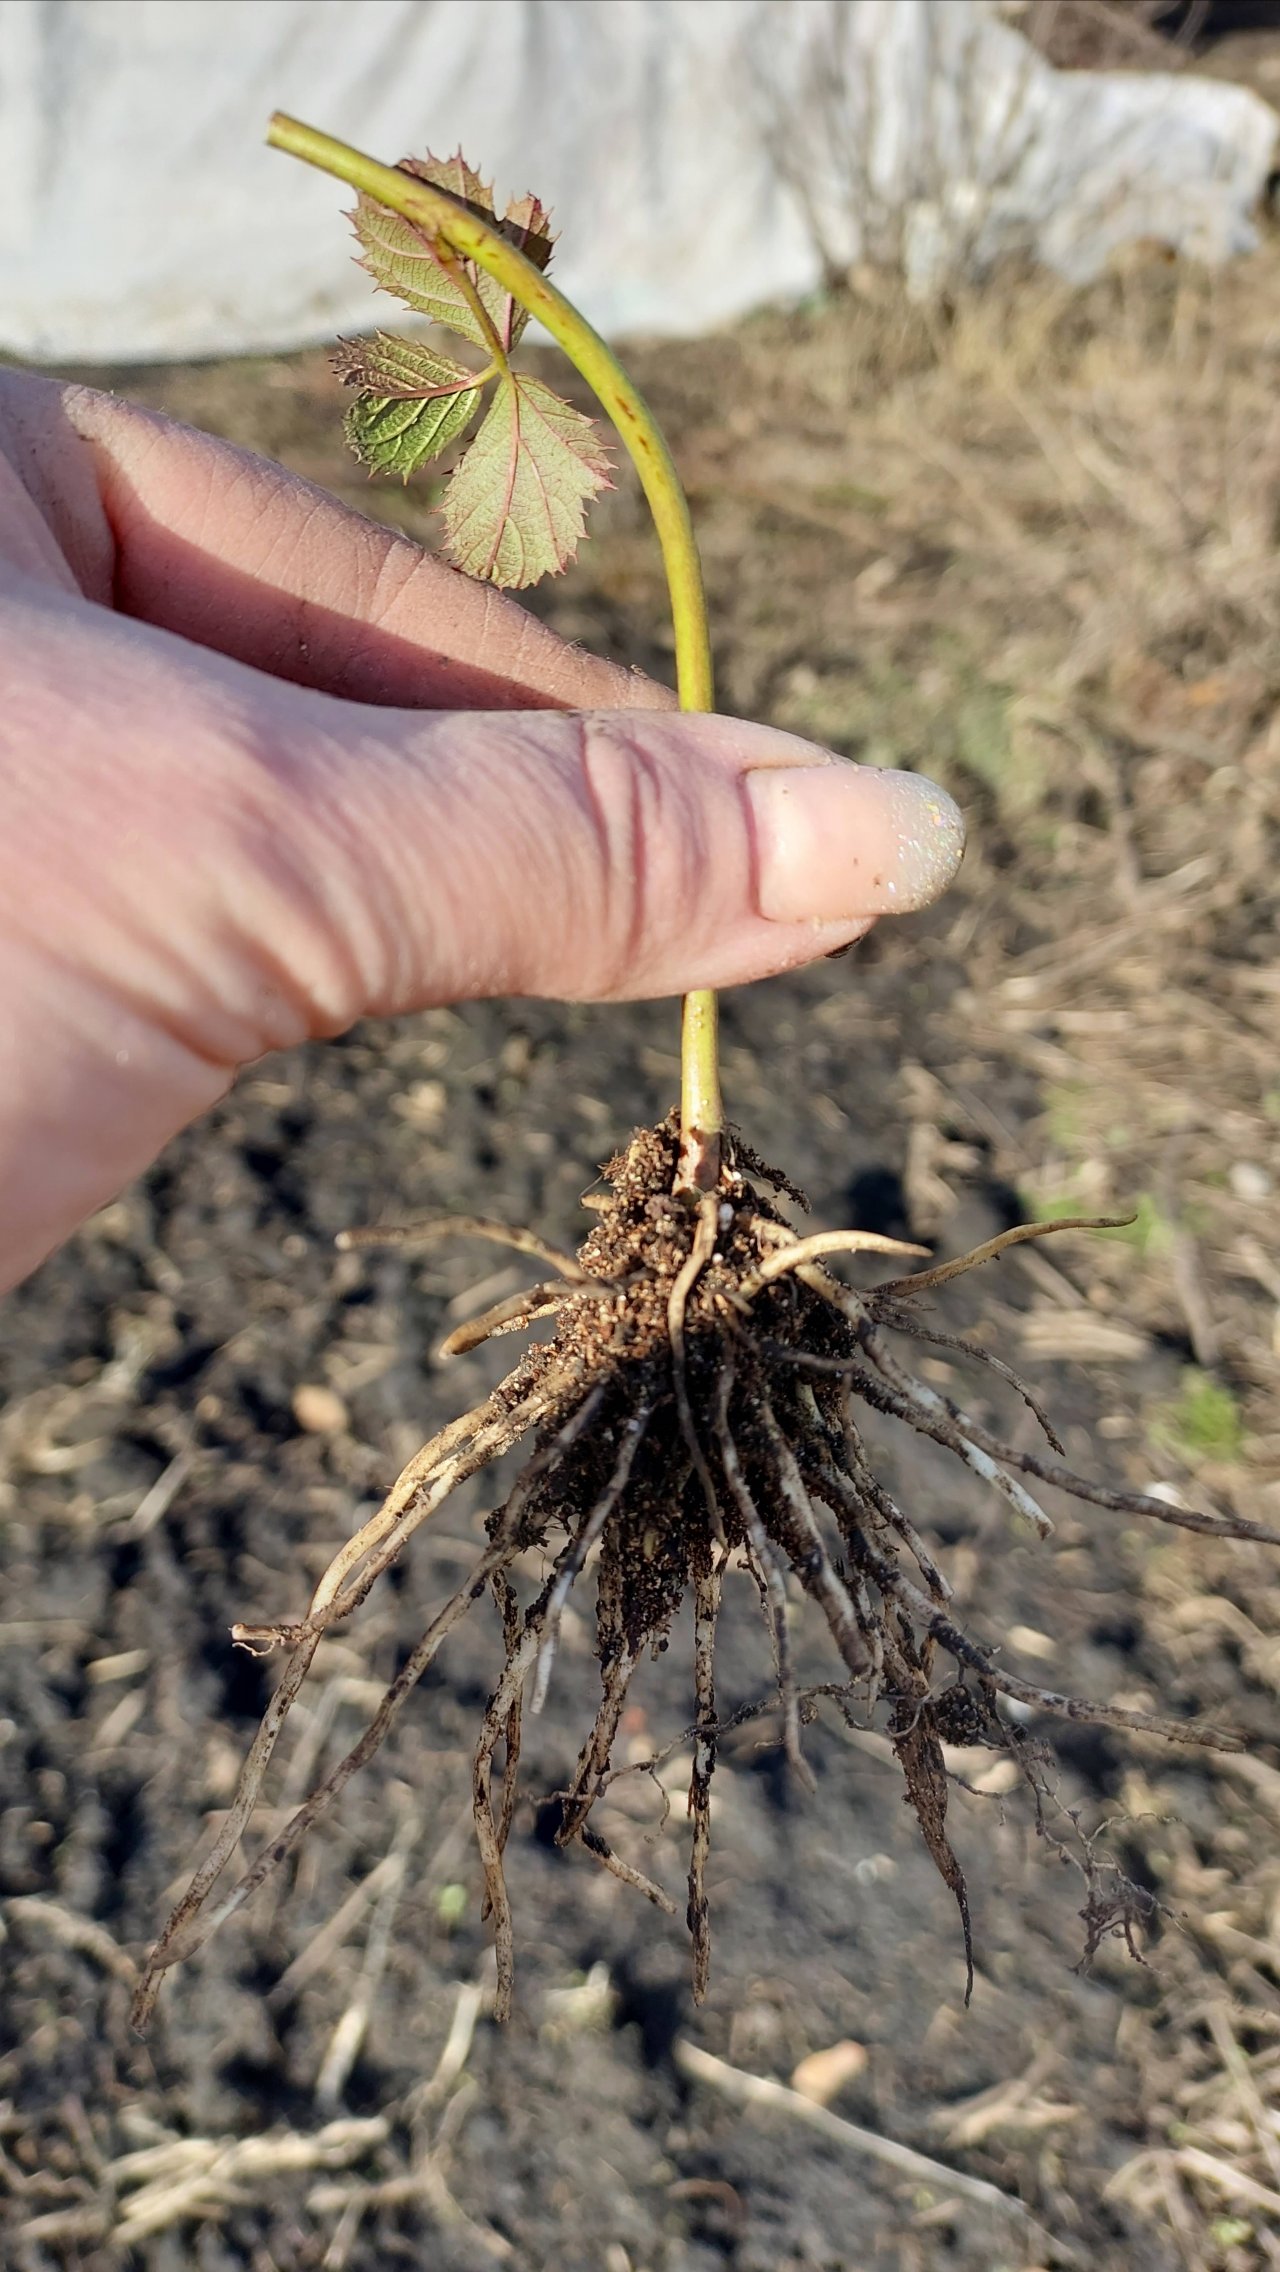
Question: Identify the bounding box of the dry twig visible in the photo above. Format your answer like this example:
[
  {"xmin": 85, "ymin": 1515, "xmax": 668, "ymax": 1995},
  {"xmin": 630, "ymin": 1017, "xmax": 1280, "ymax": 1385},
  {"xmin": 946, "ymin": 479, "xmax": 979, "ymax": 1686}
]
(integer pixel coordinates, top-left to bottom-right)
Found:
[{"xmin": 673, "ymin": 2037, "xmax": 1069, "ymax": 2252}]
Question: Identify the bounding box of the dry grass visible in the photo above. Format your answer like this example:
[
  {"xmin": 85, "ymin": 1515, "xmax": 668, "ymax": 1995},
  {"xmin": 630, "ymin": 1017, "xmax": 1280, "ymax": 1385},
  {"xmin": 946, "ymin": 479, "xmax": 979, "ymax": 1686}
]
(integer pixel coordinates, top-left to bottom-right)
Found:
[
  {"xmin": 5, "ymin": 1975, "xmax": 497, "ymax": 2265},
  {"xmin": 1009, "ymin": 3, "xmax": 1214, "ymax": 74}
]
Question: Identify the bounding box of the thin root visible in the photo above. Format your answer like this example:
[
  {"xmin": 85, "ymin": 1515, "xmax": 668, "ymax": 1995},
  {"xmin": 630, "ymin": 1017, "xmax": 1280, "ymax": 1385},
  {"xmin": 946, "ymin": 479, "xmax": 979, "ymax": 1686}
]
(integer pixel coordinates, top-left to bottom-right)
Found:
[
  {"xmin": 872, "ymin": 1214, "xmax": 1135, "ymax": 1298},
  {"xmin": 531, "ymin": 1402, "xmax": 652, "ymax": 1717},
  {"xmin": 688, "ymin": 1560, "xmax": 722, "ymax": 2005},
  {"xmin": 337, "ymin": 1214, "xmax": 596, "ymax": 1284},
  {"xmin": 715, "ymin": 1365, "xmax": 812, "ymax": 1788},
  {"xmin": 871, "ymin": 1301, "xmax": 1066, "ymax": 1455},
  {"xmin": 579, "ymin": 1825, "xmax": 678, "ymax": 1914},
  {"xmin": 440, "ymin": 1282, "xmax": 567, "ymax": 1358},
  {"xmin": 736, "ymin": 1227, "xmax": 929, "ymax": 1304}
]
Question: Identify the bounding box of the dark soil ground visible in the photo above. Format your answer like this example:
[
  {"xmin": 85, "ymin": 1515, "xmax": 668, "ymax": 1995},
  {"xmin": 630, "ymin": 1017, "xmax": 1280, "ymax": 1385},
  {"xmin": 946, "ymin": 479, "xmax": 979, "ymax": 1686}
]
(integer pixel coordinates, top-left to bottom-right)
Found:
[{"xmin": 3, "ymin": 195, "xmax": 1280, "ymax": 2272}]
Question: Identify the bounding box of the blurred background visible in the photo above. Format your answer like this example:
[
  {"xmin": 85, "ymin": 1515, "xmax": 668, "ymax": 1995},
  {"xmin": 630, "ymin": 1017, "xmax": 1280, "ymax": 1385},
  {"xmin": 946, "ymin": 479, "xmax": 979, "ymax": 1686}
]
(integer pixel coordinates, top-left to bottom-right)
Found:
[{"xmin": 2, "ymin": 4, "xmax": 1279, "ymax": 2269}]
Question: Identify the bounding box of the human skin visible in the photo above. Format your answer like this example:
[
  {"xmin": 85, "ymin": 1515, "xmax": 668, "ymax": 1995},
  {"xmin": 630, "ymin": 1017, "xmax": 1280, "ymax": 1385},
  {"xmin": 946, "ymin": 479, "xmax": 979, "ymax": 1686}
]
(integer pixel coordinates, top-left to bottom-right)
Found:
[{"xmin": 0, "ymin": 371, "xmax": 964, "ymax": 1294}]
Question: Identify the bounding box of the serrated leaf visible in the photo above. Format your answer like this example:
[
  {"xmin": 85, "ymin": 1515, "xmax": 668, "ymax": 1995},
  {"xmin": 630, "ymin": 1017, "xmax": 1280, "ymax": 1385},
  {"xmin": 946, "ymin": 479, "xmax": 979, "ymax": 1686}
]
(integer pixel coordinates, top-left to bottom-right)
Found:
[
  {"xmin": 332, "ymin": 333, "xmax": 485, "ymax": 479},
  {"xmin": 350, "ymin": 191, "xmax": 489, "ymax": 344},
  {"xmin": 440, "ymin": 373, "xmax": 613, "ymax": 589},
  {"xmin": 344, "ymin": 387, "xmax": 483, "ymax": 481},
  {"xmin": 405, "ymin": 150, "xmax": 492, "ymax": 213},
  {"xmin": 332, "ymin": 331, "xmax": 480, "ymax": 400},
  {"xmin": 394, "ymin": 158, "xmax": 555, "ymax": 351},
  {"xmin": 350, "ymin": 150, "xmax": 555, "ymax": 354}
]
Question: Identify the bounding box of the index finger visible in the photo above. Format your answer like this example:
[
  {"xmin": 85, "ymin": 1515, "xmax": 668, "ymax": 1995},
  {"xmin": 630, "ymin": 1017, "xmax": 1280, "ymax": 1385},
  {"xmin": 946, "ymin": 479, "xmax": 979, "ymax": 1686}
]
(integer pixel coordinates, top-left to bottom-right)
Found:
[{"xmin": 41, "ymin": 372, "xmax": 676, "ymax": 714}]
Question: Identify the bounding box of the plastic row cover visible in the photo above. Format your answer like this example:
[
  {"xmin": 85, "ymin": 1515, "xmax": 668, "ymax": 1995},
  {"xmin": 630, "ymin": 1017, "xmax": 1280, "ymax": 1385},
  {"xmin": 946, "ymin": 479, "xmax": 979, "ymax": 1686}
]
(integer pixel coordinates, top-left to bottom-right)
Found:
[{"xmin": 0, "ymin": 0, "xmax": 1274, "ymax": 363}]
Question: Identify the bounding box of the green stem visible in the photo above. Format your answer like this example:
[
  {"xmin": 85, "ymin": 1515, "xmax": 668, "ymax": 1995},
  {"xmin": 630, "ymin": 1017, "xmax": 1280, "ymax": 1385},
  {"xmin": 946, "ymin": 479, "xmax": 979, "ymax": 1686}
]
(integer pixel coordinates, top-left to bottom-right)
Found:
[{"xmin": 267, "ymin": 113, "xmax": 723, "ymax": 1190}]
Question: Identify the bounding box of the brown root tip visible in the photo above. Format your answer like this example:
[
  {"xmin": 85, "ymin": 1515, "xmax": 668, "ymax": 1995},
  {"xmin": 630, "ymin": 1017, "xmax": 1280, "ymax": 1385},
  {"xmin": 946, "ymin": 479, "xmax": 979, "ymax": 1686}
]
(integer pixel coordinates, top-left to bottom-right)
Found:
[{"xmin": 231, "ymin": 1623, "xmax": 302, "ymax": 1653}]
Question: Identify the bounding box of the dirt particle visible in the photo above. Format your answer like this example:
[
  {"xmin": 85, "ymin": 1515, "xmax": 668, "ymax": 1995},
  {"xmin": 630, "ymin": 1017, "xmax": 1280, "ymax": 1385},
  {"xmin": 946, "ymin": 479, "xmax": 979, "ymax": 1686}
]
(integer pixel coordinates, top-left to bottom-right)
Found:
[{"xmin": 291, "ymin": 1383, "xmax": 349, "ymax": 1435}]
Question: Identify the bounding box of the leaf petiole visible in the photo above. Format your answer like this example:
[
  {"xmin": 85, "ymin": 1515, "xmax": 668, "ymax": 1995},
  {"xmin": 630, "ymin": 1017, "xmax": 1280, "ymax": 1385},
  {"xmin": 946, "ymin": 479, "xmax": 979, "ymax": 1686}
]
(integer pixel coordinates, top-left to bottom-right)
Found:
[{"xmin": 433, "ymin": 242, "xmax": 512, "ymax": 377}]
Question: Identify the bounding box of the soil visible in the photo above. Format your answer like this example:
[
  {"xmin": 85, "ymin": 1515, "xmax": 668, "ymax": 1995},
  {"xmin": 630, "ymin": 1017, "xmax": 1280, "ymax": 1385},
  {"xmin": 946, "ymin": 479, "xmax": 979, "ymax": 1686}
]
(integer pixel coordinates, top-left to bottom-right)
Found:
[{"xmin": 3, "ymin": 234, "xmax": 1280, "ymax": 2269}]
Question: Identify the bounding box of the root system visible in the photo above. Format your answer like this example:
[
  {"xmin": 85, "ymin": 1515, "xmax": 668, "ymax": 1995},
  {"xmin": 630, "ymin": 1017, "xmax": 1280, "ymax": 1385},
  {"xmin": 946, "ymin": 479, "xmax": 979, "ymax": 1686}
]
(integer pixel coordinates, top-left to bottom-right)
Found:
[{"xmin": 133, "ymin": 1118, "xmax": 1280, "ymax": 2030}]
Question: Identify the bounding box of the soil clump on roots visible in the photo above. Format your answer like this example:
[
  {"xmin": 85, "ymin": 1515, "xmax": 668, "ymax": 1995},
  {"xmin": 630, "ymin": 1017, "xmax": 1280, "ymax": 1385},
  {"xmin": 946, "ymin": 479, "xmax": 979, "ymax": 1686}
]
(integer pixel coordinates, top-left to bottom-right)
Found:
[{"xmin": 133, "ymin": 1116, "xmax": 1280, "ymax": 2030}]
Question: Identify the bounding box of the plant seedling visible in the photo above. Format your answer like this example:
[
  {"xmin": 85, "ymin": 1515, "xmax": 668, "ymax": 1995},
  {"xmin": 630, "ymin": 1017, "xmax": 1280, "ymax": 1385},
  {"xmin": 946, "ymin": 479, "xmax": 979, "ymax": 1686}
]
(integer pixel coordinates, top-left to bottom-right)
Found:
[{"xmin": 131, "ymin": 120, "xmax": 1280, "ymax": 2030}]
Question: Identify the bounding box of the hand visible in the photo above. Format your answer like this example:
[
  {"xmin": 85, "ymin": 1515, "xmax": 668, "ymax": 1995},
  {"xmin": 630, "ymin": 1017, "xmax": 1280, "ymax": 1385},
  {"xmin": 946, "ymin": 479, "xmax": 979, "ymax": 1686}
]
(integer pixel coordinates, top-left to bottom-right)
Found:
[{"xmin": 0, "ymin": 372, "xmax": 964, "ymax": 1292}]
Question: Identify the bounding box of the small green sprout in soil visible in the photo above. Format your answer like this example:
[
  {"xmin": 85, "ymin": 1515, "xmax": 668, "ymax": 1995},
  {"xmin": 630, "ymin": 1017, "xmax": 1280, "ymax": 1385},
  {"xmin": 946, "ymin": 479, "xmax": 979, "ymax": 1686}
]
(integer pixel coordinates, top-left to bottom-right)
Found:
[
  {"xmin": 131, "ymin": 124, "xmax": 1280, "ymax": 2030},
  {"xmin": 1155, "ymin": 1370, "xmax": 1246, "ymax": 1465}
]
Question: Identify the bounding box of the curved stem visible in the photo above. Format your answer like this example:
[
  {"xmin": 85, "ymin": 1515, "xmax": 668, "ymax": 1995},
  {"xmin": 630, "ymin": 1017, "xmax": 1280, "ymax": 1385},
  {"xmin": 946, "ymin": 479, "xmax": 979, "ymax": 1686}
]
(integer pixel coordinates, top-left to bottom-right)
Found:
[{"xmin": 267, "ymin": 113, "xmax": 722, "ymax": 1185}]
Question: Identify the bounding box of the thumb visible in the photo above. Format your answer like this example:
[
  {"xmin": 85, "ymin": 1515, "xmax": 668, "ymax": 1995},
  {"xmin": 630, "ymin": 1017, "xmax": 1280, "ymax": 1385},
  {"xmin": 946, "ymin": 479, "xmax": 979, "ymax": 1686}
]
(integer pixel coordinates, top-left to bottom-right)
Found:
[{"xmin": 282, "ymin": 703, "xmax": 966, "ymax": 1019}]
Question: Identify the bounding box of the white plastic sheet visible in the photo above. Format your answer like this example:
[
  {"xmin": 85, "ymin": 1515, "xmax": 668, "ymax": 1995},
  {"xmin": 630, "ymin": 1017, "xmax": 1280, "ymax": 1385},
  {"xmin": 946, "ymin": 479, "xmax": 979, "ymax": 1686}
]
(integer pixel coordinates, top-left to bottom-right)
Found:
[{"xmin": 0, "ymin": 0, "xmax": 1274, "ymax": 364}]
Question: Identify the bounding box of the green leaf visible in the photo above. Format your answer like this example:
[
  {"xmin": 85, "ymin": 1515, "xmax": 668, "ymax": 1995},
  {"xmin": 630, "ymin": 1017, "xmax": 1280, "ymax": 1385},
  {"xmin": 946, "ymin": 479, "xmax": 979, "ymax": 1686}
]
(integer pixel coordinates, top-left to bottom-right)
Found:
[
  {"xmin": 350, "ymin": 152, "xmax": 554, "ymax": 353},
  {"xmin": 440, "ymin": 373, "xmax": 613, "ymax": 589},
  {"xmin": 339, "ymin": 153, "xmax": 605, "ymax": 583},
  {"xmin": 332, "ymin": 333, "xmax": 484, "ymax": 480},
  {"xmin": 344, "ymin": 388, "xmax": 483, "ymax": 482}
]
